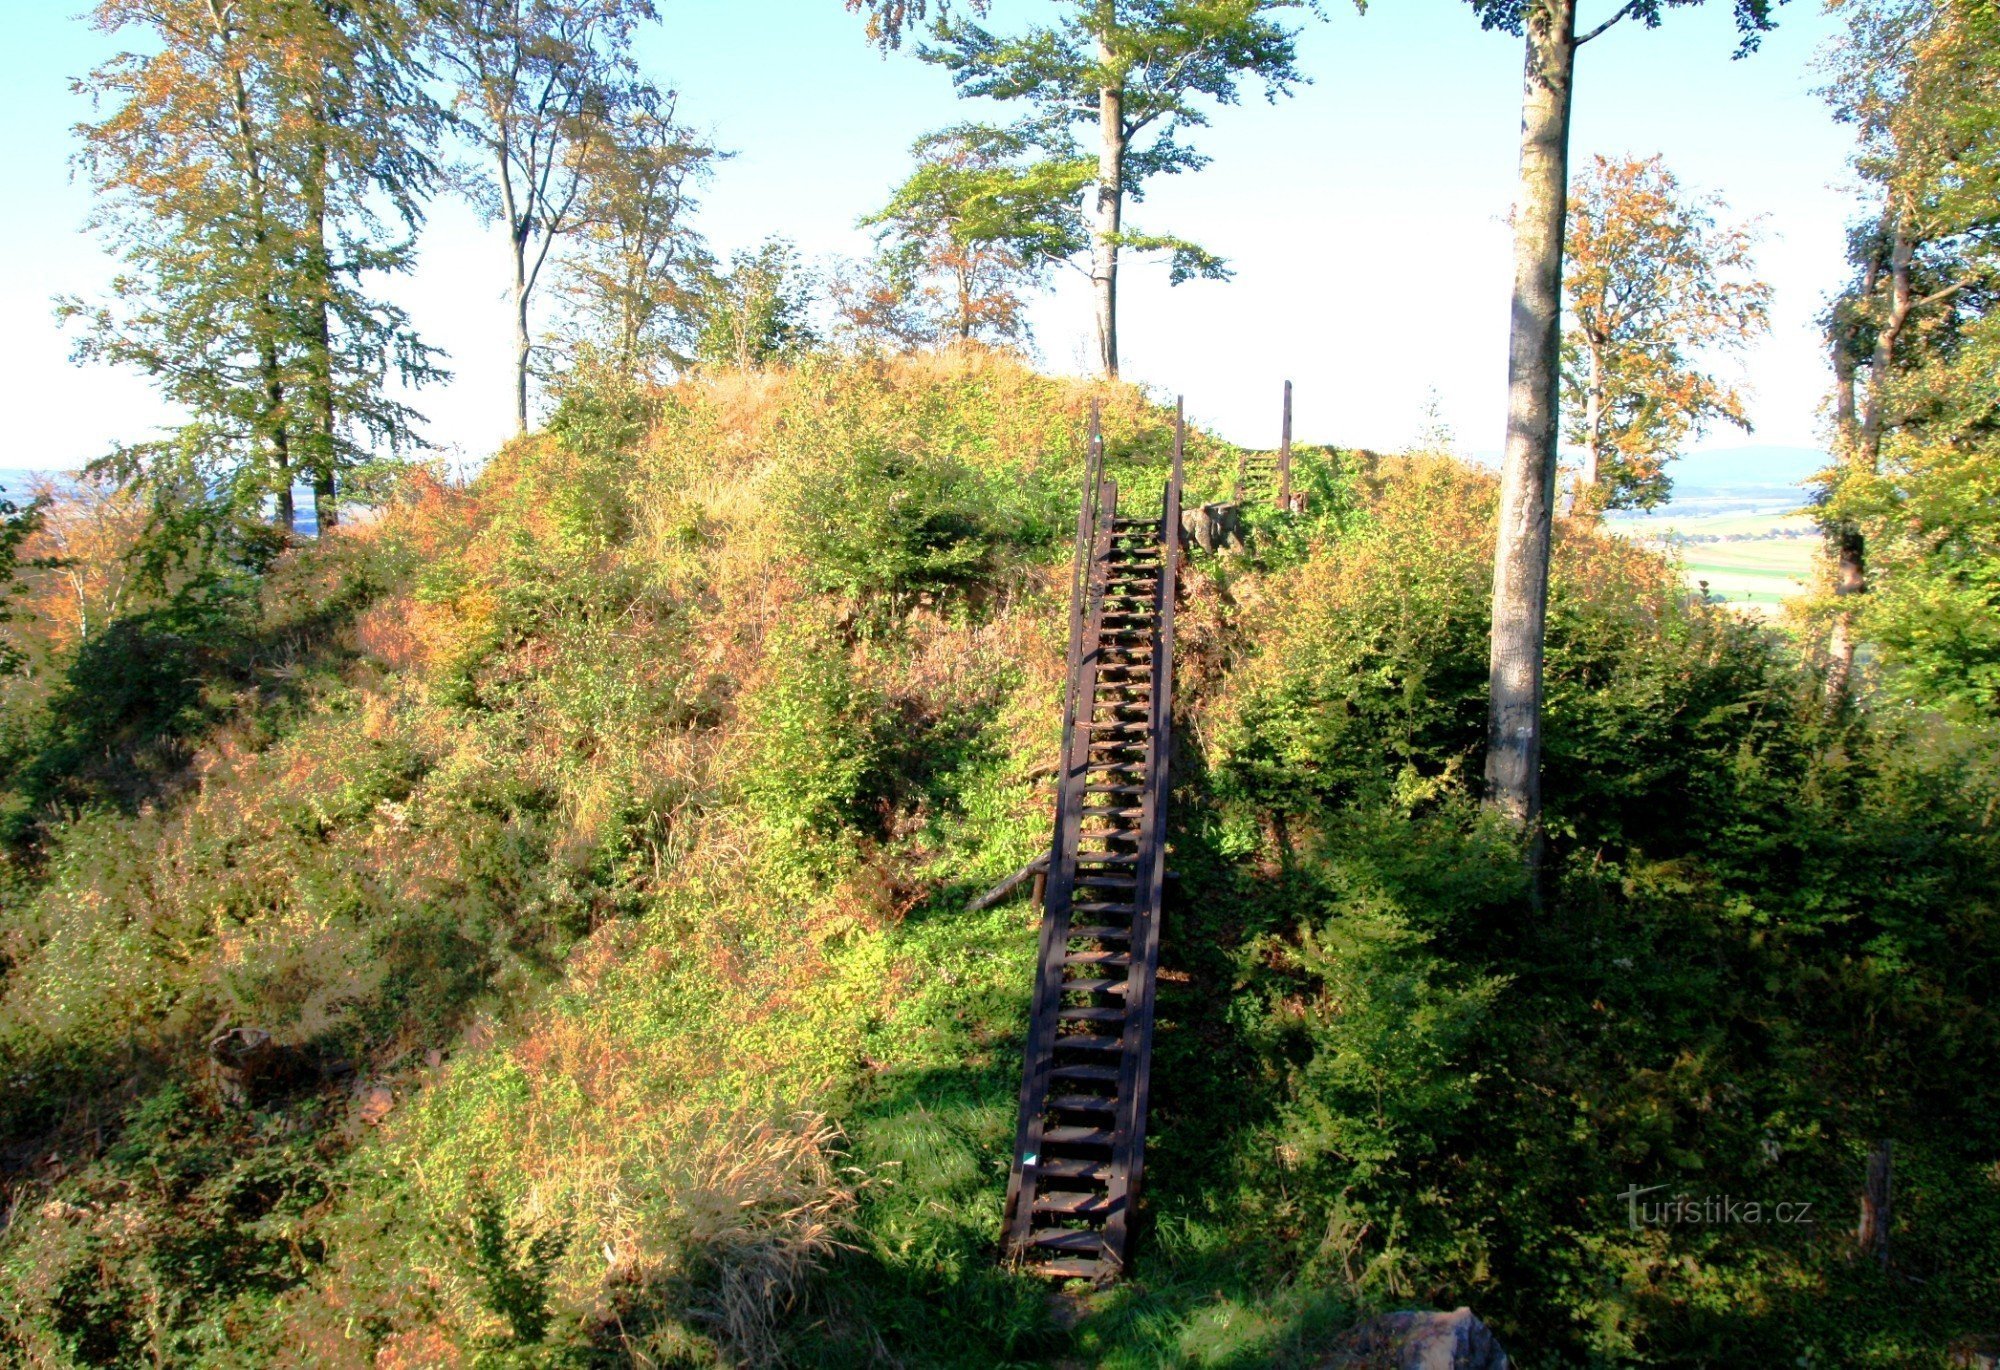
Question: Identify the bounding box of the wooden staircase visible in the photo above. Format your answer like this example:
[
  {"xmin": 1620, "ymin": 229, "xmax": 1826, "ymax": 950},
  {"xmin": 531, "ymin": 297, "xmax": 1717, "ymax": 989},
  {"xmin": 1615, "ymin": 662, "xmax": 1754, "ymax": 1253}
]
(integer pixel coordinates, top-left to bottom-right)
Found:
[
  {"xmin": 1000, "ymin": 402, "xmax": 1184, "ymax": 1281},
  {"xmin": 1235, "ymin": 379, "xmax": 1295, "ymax": 510}
]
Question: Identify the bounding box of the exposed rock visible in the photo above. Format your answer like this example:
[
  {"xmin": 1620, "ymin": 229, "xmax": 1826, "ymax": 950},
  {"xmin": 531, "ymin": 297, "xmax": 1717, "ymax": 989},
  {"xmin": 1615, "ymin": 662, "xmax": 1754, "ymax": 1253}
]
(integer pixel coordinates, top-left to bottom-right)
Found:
[
  {"xmin": 1181, "ymin": 501, "xmax": 1245, "ymax": 554},
  {"xmin": 356, "ymin": 1083, "xmax": 396, "ymax": 1127},
  {"xmin": 1327, "ymin": 1307, "xmax": 1511, "ymax": 1370}
]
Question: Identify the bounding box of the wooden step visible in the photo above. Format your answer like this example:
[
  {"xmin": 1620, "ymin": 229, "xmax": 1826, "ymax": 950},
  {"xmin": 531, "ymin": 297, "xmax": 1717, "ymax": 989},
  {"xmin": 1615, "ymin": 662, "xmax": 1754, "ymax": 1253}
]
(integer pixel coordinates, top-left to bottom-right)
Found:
[
  {"xmin": 1032, "ymin": 1257, "xmax": 1110, "ymax": 1280},
  {"xmin": 1034, "ymin": 1189, "xmax": 1117, "ymax": 1216},
  {"xmin": 1064, "ymin": 950, "xmax": 1130, "ymax": 967},
  {"xmin": 1052, "ymin": 1063, "xmax": 1121, "ymax": 1083},
  {"xmin": 1052, "ymin": 1033, "xmax": 1123, "ymax": 1053},
  {"xmin": 1067, "ymin": 925, "xmax": 1133, "ymax": 940},
  {"xmin": 1059, "ymin": 978, "xmax": 1128, "ymax": 996},
  {"xmin": 1058, "ymin": 1005, "xmax": 1126, "ymax": 1022},
  {"xmin": 1041, "ymin": 1126, "xmax": 1115, "ymax": 1147},
  {"xmin": 1075, "ymin": 875, "xmax": 1137, "ymax": 889},
  {"xmin": 1031, "ymin": 1229, "xmax": 1107, "ymax": 1258},
  {"xmin": 1046, "ymin": 1093, "xmax": 1119, "ymax": 1114}
]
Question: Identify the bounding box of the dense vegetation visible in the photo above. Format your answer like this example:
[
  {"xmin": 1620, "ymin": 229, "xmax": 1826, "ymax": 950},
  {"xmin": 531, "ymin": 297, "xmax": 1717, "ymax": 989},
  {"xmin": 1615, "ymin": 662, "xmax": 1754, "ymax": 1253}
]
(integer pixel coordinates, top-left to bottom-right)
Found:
[{"xmin": 2, "ymin": 353, "xmax": 1995, "ymax": 1366}]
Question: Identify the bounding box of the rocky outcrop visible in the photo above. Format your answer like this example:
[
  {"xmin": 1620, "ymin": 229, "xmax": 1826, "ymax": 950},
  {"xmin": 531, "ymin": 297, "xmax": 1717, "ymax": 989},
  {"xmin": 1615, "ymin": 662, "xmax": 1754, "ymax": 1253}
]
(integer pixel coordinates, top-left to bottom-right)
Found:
[{"xmin": 1326, "ymin": 1306, "xmax": 1511, "ymax": 1370}]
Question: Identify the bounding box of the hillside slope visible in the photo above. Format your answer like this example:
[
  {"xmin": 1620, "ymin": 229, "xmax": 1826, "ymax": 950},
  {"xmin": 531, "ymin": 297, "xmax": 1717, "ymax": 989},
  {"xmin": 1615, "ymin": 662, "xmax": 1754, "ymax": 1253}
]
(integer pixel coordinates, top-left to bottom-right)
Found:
[{"xmin": 3, "ymin": 352, "xmax": 1997, "ymax": 1367}]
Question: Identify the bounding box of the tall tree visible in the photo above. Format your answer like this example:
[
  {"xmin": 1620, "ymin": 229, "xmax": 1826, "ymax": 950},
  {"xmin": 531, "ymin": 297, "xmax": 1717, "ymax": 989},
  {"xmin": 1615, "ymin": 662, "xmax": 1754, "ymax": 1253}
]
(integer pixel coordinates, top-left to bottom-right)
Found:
[
  {"xmin": 433, "ymin": 0, "xmax": 657, "ymax": 433},
  {"xmin": 919, "ymin": 1, "xmax": 1310, "ymax": 378},
  {"xmin": 289, "ymin": 0, "xmax": 444, "ymax": 529},
  {"xmin": 1465, "ymin": 0, "xmax": 1781, "ymax": 832},
  {"xmin": 1818, "ymin": 0, "xmax": 2000, "ymax": 698},
  {"xmin": 66, "ymin": 0, "xmax": 441, "ymax": 535},
  {"xmin": 554, "ymin": 89, "xmax": 720, "ymax": 381},
  {"xmin": 857, "ymin": 125, "xmax": 1089, "ymax": 347},
  {"xmin": 1562, "ymin": 153, "xmax": 1770, "ymax": 511}
]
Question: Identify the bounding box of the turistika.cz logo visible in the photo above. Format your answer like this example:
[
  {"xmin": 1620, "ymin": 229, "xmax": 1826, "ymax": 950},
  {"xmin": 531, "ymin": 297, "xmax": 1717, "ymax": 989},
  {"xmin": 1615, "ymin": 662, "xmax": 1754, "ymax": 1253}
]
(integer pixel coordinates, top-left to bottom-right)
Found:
[{"xmin": 1619, "ymin": 1184, "xmax": 1817, "ymax": 1230}]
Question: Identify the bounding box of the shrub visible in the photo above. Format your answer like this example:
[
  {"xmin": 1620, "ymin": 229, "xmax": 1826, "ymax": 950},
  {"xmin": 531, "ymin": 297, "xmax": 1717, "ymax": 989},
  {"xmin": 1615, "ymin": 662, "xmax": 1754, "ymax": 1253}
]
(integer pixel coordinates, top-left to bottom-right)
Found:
[{"xmin": 779, "ymin": 441, "xmax": 1022, "ymax": 612}]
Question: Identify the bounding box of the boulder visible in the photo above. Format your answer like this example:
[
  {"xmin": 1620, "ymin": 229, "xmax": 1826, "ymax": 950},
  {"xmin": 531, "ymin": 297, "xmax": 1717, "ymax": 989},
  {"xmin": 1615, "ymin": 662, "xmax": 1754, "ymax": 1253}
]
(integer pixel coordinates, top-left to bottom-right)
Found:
[{"xmin": 1330, "ymin": 1307, "xmax": 1510, "ymax": 1370}]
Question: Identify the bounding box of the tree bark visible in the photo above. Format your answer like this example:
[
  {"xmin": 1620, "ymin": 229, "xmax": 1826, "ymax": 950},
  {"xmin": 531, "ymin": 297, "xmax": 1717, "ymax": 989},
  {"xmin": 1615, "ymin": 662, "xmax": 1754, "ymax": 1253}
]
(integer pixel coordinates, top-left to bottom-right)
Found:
[
  {"xmin": 263, "ymin": 339, "xmax": 294, "ymax": 535},
  {"xmin": 306, "ymin": 120, "xmax": 339, "ymax": 531},
  {"xmin": 1582, "ymin": 335, "xmax": 1603, "ymax": 493},
  {"xmin": 1485, "ymin": 0, "xmax": 1579, "ymax": 833},
  {"xmin": 1091, "ymin": 35, "xmax": 1124, "ymax": 380},
  {"xmin": 513, "ymin": 229, "xmax": 533, "ymax": 434},
  {"xmin": 1857, "ymin": 1139, "xmax": 1892, "ymax": 1269},
  {"xmin": 1829, "ymin": 206, "xmax": 1913, "ymax": 696}
]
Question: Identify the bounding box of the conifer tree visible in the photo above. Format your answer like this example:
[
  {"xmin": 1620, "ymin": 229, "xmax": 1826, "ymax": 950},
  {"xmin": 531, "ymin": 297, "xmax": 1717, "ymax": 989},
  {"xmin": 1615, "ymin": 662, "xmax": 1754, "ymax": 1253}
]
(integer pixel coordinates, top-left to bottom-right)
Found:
[
  {"xmin": 915, "ymin": 0, "xmax": 1312, "ymax": 378},
  {"xmin": 67, "ymin": 0, "xmax": 441, "ymax": 534}
]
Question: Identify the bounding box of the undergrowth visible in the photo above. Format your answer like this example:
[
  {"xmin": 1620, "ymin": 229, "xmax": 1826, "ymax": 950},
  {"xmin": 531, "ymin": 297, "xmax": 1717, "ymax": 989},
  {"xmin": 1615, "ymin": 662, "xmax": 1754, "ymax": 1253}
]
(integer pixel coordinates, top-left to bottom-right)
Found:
[{"xmin": 1, "ymin": 349, "xmax": 1995, "ymax": 1366}]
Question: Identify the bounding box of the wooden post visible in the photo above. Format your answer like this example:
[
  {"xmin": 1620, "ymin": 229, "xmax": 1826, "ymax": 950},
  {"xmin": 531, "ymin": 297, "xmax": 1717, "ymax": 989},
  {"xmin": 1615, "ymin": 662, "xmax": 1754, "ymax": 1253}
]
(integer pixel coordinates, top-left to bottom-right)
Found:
[
  {"xmin": 1858, "ymin": 1139, "xmax": 1893, "ymax": 1269},
  {"xmin": 1278, "ymin": 380, "xmax": 1293, "ymax": 511}
]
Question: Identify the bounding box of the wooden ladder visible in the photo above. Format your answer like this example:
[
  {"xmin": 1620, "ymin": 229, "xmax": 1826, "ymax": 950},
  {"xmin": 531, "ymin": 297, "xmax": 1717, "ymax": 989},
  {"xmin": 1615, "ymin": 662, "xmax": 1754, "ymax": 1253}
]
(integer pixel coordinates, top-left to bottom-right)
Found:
[{"xmin": 1000, "ymin": 401, "xmax": 1185, "ymax": 1281}]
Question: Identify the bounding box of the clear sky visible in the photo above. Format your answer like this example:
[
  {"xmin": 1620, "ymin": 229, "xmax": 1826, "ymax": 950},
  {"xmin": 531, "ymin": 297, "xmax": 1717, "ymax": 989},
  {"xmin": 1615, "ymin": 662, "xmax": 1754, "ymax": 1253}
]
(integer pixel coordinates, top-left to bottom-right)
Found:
[{"xmin": 0, "ymin": 0, "xmax": 1857, "ymax": 475}]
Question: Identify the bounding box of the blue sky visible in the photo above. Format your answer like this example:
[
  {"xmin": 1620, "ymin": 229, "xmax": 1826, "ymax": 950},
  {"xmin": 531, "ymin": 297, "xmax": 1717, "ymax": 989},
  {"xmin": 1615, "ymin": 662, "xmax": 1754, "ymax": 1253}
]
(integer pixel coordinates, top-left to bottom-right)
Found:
[{"xmin": 0, "ymin": 0, "xmax": 1857, "ymax": 475}]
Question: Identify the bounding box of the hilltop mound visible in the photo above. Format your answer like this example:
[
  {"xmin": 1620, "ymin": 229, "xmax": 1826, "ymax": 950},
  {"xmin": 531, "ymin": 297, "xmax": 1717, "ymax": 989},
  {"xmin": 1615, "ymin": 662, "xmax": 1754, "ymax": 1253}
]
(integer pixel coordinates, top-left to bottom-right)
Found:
[{"xmin": 3, "ymin": 350, "xmax": 1997, "ymax": 1367}]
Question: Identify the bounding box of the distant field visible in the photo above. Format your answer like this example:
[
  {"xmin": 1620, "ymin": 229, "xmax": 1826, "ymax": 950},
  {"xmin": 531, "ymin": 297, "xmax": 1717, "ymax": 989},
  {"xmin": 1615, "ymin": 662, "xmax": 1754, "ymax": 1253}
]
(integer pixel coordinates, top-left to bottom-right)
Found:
[{"xmin": 1607, "ymin": 508, "xmax": 1819, "ymax": 615}]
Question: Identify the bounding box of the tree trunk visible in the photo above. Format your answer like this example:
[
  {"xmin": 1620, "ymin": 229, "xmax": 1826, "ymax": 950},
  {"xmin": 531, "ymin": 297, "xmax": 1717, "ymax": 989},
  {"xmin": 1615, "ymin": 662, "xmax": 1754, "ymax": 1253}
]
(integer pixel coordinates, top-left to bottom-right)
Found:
[
  {"xmin": 513, "ymin": 231, "xmax": 532, "ymax": 435},
  {"xmin": 212, "ymin": 4, "xmax": 292, "ymax": 534},
  {"xmin": 1582, "ymin": 336, "xmax": 1603, "ymax": 494},
  {"xmin": 264, "ymin": 340, "xmax": 294, "ymax": 536},
  {"xmin": 1091, "ymin": 36, "xmax": 1124, "ymax": 380},
  {"xmin": 306, "ymin": 127, "xmax": 339, "ymax": 531},
  {"xmin": 1829, "ymin": 208, "xmax": 1913, "ymax": 697},
  {"xmin": 1484, "ymin": 0, "xmax": 1579, "ymax": 834},
  {"xmin": 1857, "ymin": 1139, "xmax": 1893, "ymax": 1269}
]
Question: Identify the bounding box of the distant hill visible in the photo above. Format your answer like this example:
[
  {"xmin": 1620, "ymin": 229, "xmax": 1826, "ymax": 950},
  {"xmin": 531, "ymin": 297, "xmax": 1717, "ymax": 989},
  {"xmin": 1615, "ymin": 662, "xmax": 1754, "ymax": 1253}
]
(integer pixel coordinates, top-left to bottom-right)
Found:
[
  {"xmin": 1671, "ymin": 444, "xmax": 1830, "ymax": 490},
  {"xmin": 1, "ymin": 470, "xmax": 319, "ymax": 535}
]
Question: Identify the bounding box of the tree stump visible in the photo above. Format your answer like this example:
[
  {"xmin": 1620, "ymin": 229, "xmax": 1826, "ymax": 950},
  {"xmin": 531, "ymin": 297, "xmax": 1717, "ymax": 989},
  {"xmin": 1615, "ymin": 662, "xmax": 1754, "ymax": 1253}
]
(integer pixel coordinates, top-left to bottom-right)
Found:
[{"xmin": 208, "ymin": 1026, "xmax": 274, "ymax": 1109}]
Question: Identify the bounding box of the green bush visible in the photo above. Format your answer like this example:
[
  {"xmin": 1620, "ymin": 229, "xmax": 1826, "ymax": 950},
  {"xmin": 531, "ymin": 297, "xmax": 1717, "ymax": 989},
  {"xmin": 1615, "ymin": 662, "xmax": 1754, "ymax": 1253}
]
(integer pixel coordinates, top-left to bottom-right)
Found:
[
  {"xmin": 779, "ymin": 441, "xmax": 1038, "ymax": 612},
  {"xmin": 741, "ymin": 616, "xmax": 886, "ymax": 878}
]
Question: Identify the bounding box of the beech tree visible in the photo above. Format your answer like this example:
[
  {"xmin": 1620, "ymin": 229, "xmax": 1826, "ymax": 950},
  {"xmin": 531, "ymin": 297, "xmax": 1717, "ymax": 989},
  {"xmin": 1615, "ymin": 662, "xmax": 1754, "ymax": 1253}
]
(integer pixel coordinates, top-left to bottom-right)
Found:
[
  {"xmin": 554, "ymin": 90, "xmax": 720, "ymax": 380},
  {"xmin": 1562, "ymin": 154, "xmax": 1770, "ymax": 511},
  {"xmin": 1466, "ymin": 0, "xmax": 1780, "ymax": 831},
  {"xmin": 67, "ymin": 0, "xmax": 441, "ymax": 534},
  {"xmin": 433, "ymin": 0, "xmax": 657, "ymax": 432},
  {"xmin": 917, "ymin": 1, "xmax": 1311, "ymax": 378},
  {"xmin": 857, "ymin": 125, "xmax": 1089, "ymax": 347},
  {"xmin": 1818, "ymin": 0, "xmax": 2000, "ymax": 698}
]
